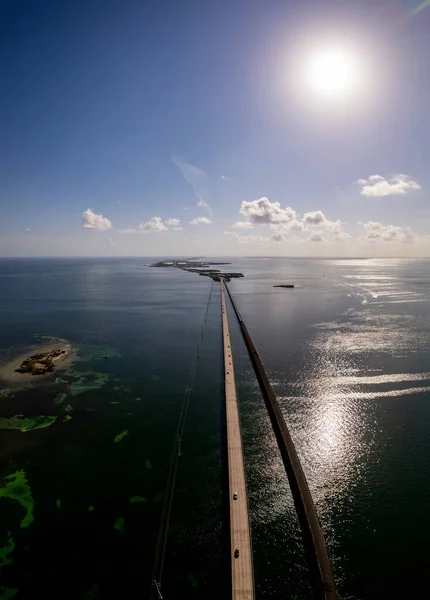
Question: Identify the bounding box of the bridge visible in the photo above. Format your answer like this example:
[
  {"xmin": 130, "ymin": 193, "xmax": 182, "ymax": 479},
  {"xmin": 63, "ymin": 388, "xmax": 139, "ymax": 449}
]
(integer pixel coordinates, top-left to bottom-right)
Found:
[
  {"xmin": 152, "ymin": 279, "xmax": 337, "ymax": 599},
  {"xmin": 224, "ymin": 280, "xmax": 337, "ymax": 600},
  {"xmin": 221, "ymin": 280, "xmax": 255, "ymax": 600}
]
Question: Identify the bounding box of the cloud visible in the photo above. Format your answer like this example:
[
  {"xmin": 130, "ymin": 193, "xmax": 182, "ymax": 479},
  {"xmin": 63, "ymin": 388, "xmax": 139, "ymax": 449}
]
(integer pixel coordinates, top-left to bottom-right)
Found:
[
  {"xmin": 82, "ymin": 208, "xmax": 112, "ymax": 230},
  {"xmin": 172, "ymin": 154, "xmax": 212, "ymax": 216},
  {"xmin": 140, "ymin": 217, "xmax": 168, "ymax": 232},
  {"xmin": 309, "ymin": 233, "xmax": 325, "ymax": 243},
  {"xmin": 302, "ymin": 210, "xmax": 326, "ymax": 227},
  {"xmin": 356, "ymin": 174, "xmax": 421, "ymax": 197},
  {"xmin": 189, "ymin": 216, "xmax": 212, "ymax": 225},
  {"xmin": 232, "ymin": 221, "xmax": 253, "ymax": 229},
  {"xmin": 302, "ymin": 210, "xmax": 349, "ymax": 241},
  {"xmin": 221, "ymin": 175, "xmax": 226, "ymax": 180},
  {"xmin": 360, "ymin": 221, "xmax": 417, "ymax": 243},
  {"xmin": 332, "ymin": 230, "xmax": 351, "ymax": 241},
  {"xmin": 196, "ymin": 197, "xmax": 211, "ymax": 215},
  {"xmin": 119, "ymin": 217, "xmax": 168, "ymax": 233},
  {"xmin": 165, "ymin": 218, "xmax": 180, "ymax": 227},
  {"xmin": 235, "ymin": 198, "xmax": 349, "ymax": 242},
  {"xmin": 271, "ymin": 233, "xmax": 286, "ymax": 242},
  {"xmin": 119, "ymin": 216, "xmax": 182, "ymax": 234},
  {"xmin": 172, "ymin": 155, "xmax": 206, "ymax": 188},
  {"xmin": 240, "ymin": 197, "xmax": 300, "ymax": 227},
  {"xmin": 25, "ymin": 228, "xmax": 32, "ymax": 232}
]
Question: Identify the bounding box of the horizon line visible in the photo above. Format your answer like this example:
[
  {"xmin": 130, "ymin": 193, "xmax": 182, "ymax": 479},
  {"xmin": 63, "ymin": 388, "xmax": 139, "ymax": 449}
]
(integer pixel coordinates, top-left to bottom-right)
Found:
[{"xmin": 1, "ymin": 255, "xmax": 429, "ymax": 260}]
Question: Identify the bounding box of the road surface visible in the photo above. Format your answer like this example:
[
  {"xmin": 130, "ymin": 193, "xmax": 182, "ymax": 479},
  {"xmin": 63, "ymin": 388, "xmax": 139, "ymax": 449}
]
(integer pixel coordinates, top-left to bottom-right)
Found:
[{"xmin": 221, "ymin": 280, "xmax": 255, "ymax": 600}]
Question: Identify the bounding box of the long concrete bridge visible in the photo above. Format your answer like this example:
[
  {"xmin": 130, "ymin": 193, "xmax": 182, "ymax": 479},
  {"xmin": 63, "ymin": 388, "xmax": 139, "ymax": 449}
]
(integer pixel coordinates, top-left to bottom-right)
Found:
[
  {"xmin": 152, "ymin": 279, "xmax": 337, "ymax": 599},
  {"xmin": 223, "ymin": 280, "xmax": 338, "ymax": 600},
  {"xmin": 221, "ymin": 280, "xmax": 255, "ymax": 600}
]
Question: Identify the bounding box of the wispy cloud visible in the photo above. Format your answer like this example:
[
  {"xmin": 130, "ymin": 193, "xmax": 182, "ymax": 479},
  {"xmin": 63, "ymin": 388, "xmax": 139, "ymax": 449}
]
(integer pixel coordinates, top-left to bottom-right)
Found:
[
  {"xmin": 355, "ymin": 174, "xmax": 421, "ymax": 197},
  {"xmin": 224, "ymin": 232, "xmax": 269, "ymax": 244},
  {"xmin": 172, "ymin": 154, "xmax": 212, "ymax": 217},
  {"xmin": 189, "ymin": 216, "xmax": 212, "ymax": 225},
  {"xmin": 82, "ymin": 209, "xmax": 112, "ymax": 230},
  {"xmin": 196, "ymin": 197, "xmax": 211, "ymax": 216}
]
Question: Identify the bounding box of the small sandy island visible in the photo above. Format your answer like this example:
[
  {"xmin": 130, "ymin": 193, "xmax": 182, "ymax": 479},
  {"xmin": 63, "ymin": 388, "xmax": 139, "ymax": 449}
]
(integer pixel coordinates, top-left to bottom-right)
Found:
[{"xmin": 0, "ymin": 341, "xmax": 74, "ymax": 383}]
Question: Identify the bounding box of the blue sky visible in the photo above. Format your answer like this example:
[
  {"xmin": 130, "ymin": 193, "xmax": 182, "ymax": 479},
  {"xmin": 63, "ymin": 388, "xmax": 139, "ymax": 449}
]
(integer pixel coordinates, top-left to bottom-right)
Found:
[{"xmin": 1, "ymin": 0, "xmax": 430, "ymax": 256}]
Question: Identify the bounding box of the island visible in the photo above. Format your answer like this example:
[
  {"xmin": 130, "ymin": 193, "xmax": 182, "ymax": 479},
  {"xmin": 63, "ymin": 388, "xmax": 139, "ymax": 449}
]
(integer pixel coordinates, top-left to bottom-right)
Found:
[
  {"xmin": 149, "ymin": 260, "xmax": 232, "ymax": 268},
  {"xmin": 149, "ymin": 259, "xmax": 244, "ymax": 282},
  {"xmin": 15, "ymin": 348, "xmax": 68, "ymax": 376},
  {"xmin": 199, "ymin": 272, "xmax": 244, "ymax": 282}
]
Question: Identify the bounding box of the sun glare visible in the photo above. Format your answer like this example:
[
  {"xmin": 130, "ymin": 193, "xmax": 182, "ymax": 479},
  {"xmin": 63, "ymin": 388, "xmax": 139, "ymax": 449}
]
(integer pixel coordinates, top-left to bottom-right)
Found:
[{"xmin": 305, "ymin": 48, "xmax": 359, "ymax": 99}]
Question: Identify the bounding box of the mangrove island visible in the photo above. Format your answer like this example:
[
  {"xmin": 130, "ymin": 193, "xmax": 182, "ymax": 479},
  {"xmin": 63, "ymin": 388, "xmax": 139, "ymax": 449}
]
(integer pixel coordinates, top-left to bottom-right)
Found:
[{"xmin": 15, "ymin": 348, "xmax": 68, "ymax": 376}]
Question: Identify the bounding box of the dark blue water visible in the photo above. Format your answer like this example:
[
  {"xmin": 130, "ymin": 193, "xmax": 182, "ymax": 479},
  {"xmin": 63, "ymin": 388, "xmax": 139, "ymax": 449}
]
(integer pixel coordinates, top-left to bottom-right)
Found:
[{"xmin": 0, "ymin": 257, "xmax": 429, "ymax": 599}]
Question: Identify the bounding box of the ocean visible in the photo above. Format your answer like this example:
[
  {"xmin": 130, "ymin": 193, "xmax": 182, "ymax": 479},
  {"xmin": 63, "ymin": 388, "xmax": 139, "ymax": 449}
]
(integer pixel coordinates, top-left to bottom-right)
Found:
[{"xmin": 0, "ymin": 257, "xmax": 429, "ymax": 599}]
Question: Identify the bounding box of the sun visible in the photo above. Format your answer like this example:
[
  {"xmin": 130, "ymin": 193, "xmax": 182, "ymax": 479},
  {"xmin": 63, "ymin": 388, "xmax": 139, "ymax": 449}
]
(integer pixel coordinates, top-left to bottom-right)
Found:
[{"xmin": 305, "ymin": 48, "xmax": 359, "ymax": 99}]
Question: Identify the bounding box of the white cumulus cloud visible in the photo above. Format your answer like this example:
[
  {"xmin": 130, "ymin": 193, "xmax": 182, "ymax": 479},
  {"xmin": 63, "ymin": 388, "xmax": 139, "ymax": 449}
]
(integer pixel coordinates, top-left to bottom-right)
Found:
[
  {"xmin": 235, "ymin": 198, "xmax": 349, "ymax": 243},
  {"xmin": 189, "ymin": 216, "xmax": 212, "ymax": 225},
  {"xmin": 302, "ymin": 210, "xmax": 327, "ymax": 227},
  {"xmin": 356, "ymin": 174, "xmax": 421, "ymax": 197},
  {"xmin": 309, "ymin": 233, "xmax": 325, "ymax": 243},
  {"xmin": 139, "ymin": 217, "xmax": 168, "ymax": 232},
  {"xmin": 82, "ymin": 208, "xmax": 112, "ymax": 230},
  {"xmin": 240, "ymin": 197, "xmax": 299, "ymax": 227},
  {"xmin": 165, "ymin": 217, "xmax": 180, "ymax": 227},
  {"xmin": 119, "ymin": 217, "xmax": 181, "ymax": 233},
  {"xmin": 271, "ymin": 233, "xmax": 286, "ymax": 242},
  {"xmin": 232, "ymin": 221, "xmax": 253, "ymax": 229},
  {"xmin": 302, "ymin": 210, "xmax": 349, "ymax": 241},
  {"xmin": 360, "ymin": 221, "xmax": 417, "ymax": 243}
]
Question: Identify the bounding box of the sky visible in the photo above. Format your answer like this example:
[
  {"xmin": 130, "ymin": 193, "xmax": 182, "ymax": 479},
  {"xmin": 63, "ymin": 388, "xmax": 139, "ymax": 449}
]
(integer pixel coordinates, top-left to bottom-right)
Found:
[{"xmin": 1, "ymin": 0, "xmax": 430, "ymax": 257}]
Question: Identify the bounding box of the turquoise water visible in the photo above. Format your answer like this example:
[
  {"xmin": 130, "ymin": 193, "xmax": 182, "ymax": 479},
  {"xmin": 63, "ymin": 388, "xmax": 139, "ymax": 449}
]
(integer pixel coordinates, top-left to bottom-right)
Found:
[{"xmin": 0, "ymin": 257, "xmax": 429, "ymax": 599}]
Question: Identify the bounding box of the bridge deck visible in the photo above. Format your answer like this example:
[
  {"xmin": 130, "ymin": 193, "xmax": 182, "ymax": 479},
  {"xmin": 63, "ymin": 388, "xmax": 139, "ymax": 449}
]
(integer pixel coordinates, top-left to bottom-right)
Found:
[
  {"xmin": 221, "ymin": 280, "xmax": 254, "ymax": 600},
  {"xmin": 225, "ymin": 282, "xmax": 338, "ymax": 600}
]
